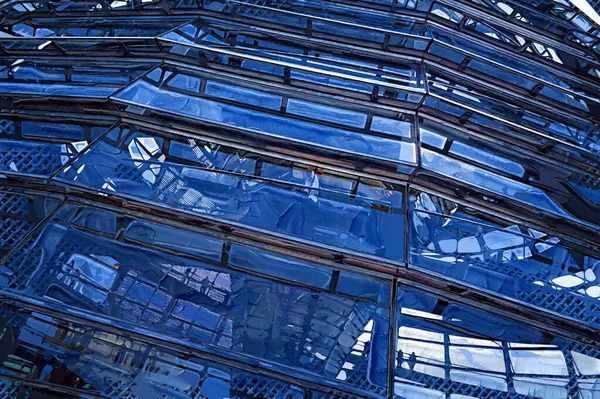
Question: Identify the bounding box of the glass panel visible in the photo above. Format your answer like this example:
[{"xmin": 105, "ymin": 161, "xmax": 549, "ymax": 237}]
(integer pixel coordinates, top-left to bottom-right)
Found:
[
  {"xmin": 57, "ymin": 125, "xmax": 405, "ymax": 260},
  {"xmin": 0, "ymin": 58, "xmax": 155, "ymax": 98},
  {"xmin": 0, "ymin": 301, "xmax": 307, "ymax": 398},
  {"xmin": 421, "ymin": 148, "xmax": 571, "ymax": 218},
  {"xmin": 2, "ymin": 204, "xmax": 391, "ymax": 392},
  {"xmin": 426, "ymin": 71, "xmax": 600, "ymax": 156},
  {"xmin": 410, "ymin": 190, "xmax": 600, "ymax": 328},
  {"xmin": 208, "ymin": 1, "xmax": 431, "ymax": 51},
  {"xmin": 429, "ymin": 3, "xmax": 600, "ymax": 79},
  {"xmin": 112, "ymin": 66, "xmax": 418, "ymax": 165},
  {"xmin": 0, "ymin": 116, "xmax": 112, "ymax": 177},
  {"xmin": 158, "ymin": 20, "xmax": 426, "ymax": 102},
  {"xmin": 394, "ymin": 283, "xmax": 600, "ymax": 398},
  {"xmin": 462, "ymin": 0, "xmax": 600, "ymax": 59},
  {"xmin": 419, "ymin": 119, "xmax": 600, "ymax": 228},
  {"xmin": 8, "ymin": 16, "xmax": 183, "ymax": 37}
]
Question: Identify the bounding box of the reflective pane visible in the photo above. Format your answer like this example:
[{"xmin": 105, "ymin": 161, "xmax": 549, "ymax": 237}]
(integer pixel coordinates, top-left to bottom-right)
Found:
[
  {"xmin": 2, "ymin": 204, "xmax": 391, "ymax": 392},
  {"xmin": 426, "ymin": 70, "xmax": 600, "ymax": 156},
  {"xmin": 410, "ymin": 190, "xmax": 600, "ymax": 328},
  {"xmin": 112, "ymin": 66, "xmax": 418, "ymax": 165},
  {"xmin": 394, "ymin": 283, "xmax": 600, "ymax": 398},
  {"xmin": 159, "ymin": 19, "xmax": 426, "ymax": 102},
  {"xmin": 0, "ymin": 301, "xmax": 307, "ymax": 398},
  {"xmin": 0, "ymin": 58, "xmax": 155, "ymax": 98},
  {"xmin": 419, "ymin": 119, "xmax": 600, "ymax": 228},
  {"xmin": 57, "ymin": 124, "xmax": 405, "ymax": 260}
]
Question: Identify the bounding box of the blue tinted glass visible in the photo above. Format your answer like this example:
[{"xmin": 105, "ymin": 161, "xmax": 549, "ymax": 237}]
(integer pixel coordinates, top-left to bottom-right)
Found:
[
  {"xmin": 0, "ymin": 301, "xmax": 307, "ymax": 398},
  {"xmin": 159, "ymin": 20, "xmax": 426, "ymax": 99},
  {"xmin": 286, "ymin": 99, "xmax": 367, "ymax": 128},
  {"xmin": 0, "ymin": 59, "xmax": 155, "ymax": 99},
  {"xmin": 22, "ymin": 121, "xmax": 84, "ymax": 140},
  {"xmin": 112, "ymin": 68, "xmax": 417, "ymax": 164},
  {"xmin": 229, "ymin": 244, "xmax": 332, "ymax": 288},
  {"xmin": 57, "ymin": 125, "xmax": 405, "ymax": 260},
  {"xmin": 394, "ymin": 283, "xmax": 600, "ymax": 399},
  {"xmin": 3, "ymin": 206, "xmax": 391, "ymax": 391},
  {"xmin": 421, "ymin": 148, "xmax": 571, "ymax": 219},
  {"xmin": 426, "ymin": 73, "xmax": 599, "ymax": 154},
  {"xmin": 205, "ymin": 80, "xmax": 282, "ymax": 111},
  {"xmin": 410, "ymin": 190, "xmax": 600, "ymax": 329},
  {"xmin": 371, "ymin": 116, "xmax": 412, "ymax": 138},
  {"xmin": 125, "ymin": 220, "xmax": 224, "ymax": 261},
  {"xmin": 2, "ymin": 1, "xmax": 600, "ymax": 397},
  {"xmin": 167, "ymin": 141, "xmax": 257, "ymax": 174},
  {"xmin": 419, "ymin": 119, "xmax": 600, "ymax": 228}
]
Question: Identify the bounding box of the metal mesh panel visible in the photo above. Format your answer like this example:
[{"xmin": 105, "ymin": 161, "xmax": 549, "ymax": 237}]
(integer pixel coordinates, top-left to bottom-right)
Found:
[
  {"xmin": 0, "ymin": 120, "xmax": 15, "ymax": 135},
  {"xmin": 0, "ymin": 192, "xmax": 29, "ymax": 216},
  {"xmin": 517, "ymin": 289, "xmax": 600, "ymax": 326},
  {"xmin": 0, "ymin": 218, "xmax": 34, "ymax": 248},
  {"xmin": 311, "ymin": 392, "xmax": 356, "ymax": 399},
  {"xmin": 0, "ymin": 145, "xmax": 64, "ymax": 175},
  {"xmin": 231, "ymin": 372, "xmax": 303, "ymax": 398}
]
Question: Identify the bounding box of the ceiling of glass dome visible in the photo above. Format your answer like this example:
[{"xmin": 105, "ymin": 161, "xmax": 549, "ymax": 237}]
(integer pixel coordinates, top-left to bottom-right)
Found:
[{"xmin": 0, "ymin": 0, "xmax": 598, "ymax": 398}]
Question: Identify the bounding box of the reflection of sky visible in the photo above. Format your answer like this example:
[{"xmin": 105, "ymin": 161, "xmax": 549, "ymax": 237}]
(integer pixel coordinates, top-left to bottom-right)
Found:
[
  {"xmin": 61, "ymin": 129, "xmax": 406, "ymax": 260},
  {"xmin": 412, "ymin": 191, "xmax": 600, "ymax": 306},
  {"xmin": 570, "ymin": 0, "xmax": 600, "ymax": 25},
  {"xmin": 395, "ymin": 307, "xmax": 600, "ymax": 399},
  {"xmin": 5, "ymin": 206, "xmax": 390, "ymax": 392}
]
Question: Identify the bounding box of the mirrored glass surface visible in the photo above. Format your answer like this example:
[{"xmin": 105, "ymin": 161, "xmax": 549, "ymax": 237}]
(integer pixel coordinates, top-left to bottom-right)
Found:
[
  {"xmin": 111, "ymin": 66, "xmax": 417, "ymax": 165},
  {"xmin": 0, "ymin": 0, "xmax": 599, "ymax": 397},
  {"xmin": 201, "ymin": 0, "xmax": 431, "ymax": 51},
  {"xmin": 0, "ymin": 58, "xmax": 156, "ymax": 99},
  {"xmin": 0, "ymin": 301, "xmax": 307, "ymax": 398},
  {"xmin": 410, "ymin": 190, "xmax": 600, "ymax": 328},
  {"xmin": 428, "ymin": 26, "xmax": 600, "ymax": 116},
  {"xmin": 57, "ymin": 125, "xmax": 405, "ymax": 260},
  {"xmin": 159, "ymin": 19, "xmax": 426, "ymax": 104},
  {"xmin": 429, "ymin": 2, "xmax": 600, "ymax": 80},
  {"xmin": 7, "ymin": 16, "xmax": 186, "ymax": 37},
  {"xmin": 426, "ymin": 70, "xmax": 600, "ymax": 156},
  {"xmin": 419, "ymin": 119, "xmax": 600, "ymax": 228},
  {"xmin": 394, "ymin": 283, "xmax": 600, "ymax": 398},
  {"xmin": 1, "ymin": 203, "xmax": 391, "ymax": 392}
]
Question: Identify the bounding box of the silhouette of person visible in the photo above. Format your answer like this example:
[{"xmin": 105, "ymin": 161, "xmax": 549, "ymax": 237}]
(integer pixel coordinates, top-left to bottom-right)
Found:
[{"xmin": 408, "ymin": 352, "xmax": 417, "ymax": 371}]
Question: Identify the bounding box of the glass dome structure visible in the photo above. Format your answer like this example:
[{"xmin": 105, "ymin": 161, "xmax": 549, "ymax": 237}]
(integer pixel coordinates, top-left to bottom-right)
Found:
[{"xmin": 0, "ymin": 0, "xmax": 598, "ymax": 398}]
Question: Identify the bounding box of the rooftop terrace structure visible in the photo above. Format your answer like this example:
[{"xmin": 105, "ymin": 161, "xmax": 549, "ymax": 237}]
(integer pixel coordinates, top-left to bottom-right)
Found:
[{"xmin": 0, "ymin": 0, "xmax": 599, "ymax": 398}]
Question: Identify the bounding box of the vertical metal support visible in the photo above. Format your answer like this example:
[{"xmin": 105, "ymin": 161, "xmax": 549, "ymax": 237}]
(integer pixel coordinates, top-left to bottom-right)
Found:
[
  {"xmin": 387, "ymin": 278, "xmax": 398, "ymax": 399},
  {"xmin": 501, "ymin": 341, "xmax": 515, "ymax": 395},
  {"xmin": 563, "ymin": 348, "xmax": 582, "ymax": 398},
  {"xmin": 443, "ymin": 333, "xmax": 450, "ymax": 381},
  {"xmin": 403, "ymin": 185, "xmax": 411, "ymax": 268}
]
